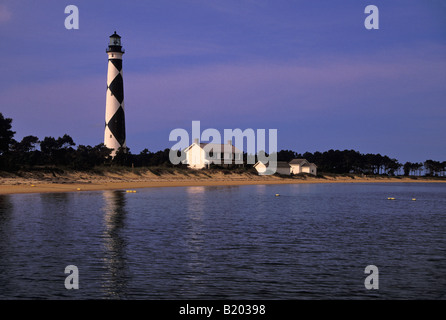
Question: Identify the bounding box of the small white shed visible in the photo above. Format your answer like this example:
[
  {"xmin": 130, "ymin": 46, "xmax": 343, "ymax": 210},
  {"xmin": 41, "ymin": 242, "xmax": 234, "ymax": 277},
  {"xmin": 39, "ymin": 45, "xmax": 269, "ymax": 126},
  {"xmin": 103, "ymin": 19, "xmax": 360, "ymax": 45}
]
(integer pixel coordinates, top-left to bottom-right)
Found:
[{"xmin": 289, "ymin": 159, "xmax": 317, "ymax": 175}]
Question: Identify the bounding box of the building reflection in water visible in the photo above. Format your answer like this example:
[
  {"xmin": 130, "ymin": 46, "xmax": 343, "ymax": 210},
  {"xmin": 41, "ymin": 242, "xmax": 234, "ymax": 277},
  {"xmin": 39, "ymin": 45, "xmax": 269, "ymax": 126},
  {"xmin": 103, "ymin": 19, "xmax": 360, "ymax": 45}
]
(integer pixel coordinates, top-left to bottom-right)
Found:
[
  {"xmin": 101, "ymin": 190, "xmax": 129, "ymax": 298},
  {"xmin": 183, "ymin": 185, "xmax": 241, "ymax": 286},
  {"xmin": 184, "ymin": 186, "xmax": 206, "ymax": 277}
]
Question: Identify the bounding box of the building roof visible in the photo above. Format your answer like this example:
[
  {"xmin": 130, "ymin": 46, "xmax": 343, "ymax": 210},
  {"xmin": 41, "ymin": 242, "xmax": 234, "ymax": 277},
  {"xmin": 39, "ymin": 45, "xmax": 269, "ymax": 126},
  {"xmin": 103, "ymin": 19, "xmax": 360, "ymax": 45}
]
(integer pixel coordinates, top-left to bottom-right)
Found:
[
  {"xmin": 302, "ymin": 162, "xmax": 318, "ymax": 167},
  {"xmin": 254, "ymin": 161, "xmax": 289, "ymax": 168},
  {"xmin": 199, "ymin": 143, "xmax": 242, "ymax": 154},
  {"xmin": 289, "ymin": 158, "xmax": 309, "ymax": 165},
  {"xmin": 184, "ymin": 142, "xmax": 242, "ymax": 153},
  {"xmin": 110, "ymin": 31, "xmax": 121, "ymax": 38},
  {"xmin": 276, "ymin": 161, "xmax": 291, "ymax": 168}
]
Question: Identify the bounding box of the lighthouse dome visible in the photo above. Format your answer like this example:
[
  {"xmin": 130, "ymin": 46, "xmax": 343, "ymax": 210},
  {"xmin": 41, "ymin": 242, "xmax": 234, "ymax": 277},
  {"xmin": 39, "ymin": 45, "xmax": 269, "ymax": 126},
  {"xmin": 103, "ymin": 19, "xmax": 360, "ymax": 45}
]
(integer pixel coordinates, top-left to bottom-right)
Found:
[
  {"xmin": 107, "ymin": 31, "xmax": 124, "ymax": 53},
  {"xmin": 110, "ymin": 31, "xmax": 121, "ymax": 38}
]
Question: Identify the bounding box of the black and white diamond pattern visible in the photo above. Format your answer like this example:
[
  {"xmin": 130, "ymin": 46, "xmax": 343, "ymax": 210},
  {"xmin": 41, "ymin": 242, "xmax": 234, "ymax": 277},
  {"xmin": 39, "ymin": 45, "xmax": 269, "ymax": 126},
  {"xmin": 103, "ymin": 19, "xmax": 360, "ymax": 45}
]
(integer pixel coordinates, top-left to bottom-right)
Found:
[
  {"xmin": 110, "ymin": 59, "xmax": 122, "ymax": 72},
  {"xmin": 108, "ymin": 73, "xmax": 124, "ymax": 104},
  {"xmin": 107, "ymin": 105, "xmax": 126, "ymax": 147},
  {"xmin": 105, "ymin": 57, "xmax": 126, "ymax": 151}
]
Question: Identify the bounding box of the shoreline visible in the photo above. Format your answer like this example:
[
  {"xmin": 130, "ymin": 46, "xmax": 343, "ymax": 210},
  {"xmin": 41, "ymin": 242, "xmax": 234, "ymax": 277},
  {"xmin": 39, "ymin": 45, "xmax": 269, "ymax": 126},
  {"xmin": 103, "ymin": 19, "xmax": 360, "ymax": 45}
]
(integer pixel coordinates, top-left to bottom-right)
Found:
[{"xmin": 1, "ymin": 170, "xmax": 445, "ymax": 194}]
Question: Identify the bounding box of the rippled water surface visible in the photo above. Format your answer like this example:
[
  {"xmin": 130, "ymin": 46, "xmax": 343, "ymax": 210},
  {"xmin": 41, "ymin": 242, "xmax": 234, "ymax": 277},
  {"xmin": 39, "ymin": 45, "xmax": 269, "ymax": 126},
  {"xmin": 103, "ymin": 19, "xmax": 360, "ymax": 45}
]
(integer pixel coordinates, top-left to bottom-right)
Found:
[{"xmin": 0, "ymin": 183, "xmax": 445, "ymax": 299}]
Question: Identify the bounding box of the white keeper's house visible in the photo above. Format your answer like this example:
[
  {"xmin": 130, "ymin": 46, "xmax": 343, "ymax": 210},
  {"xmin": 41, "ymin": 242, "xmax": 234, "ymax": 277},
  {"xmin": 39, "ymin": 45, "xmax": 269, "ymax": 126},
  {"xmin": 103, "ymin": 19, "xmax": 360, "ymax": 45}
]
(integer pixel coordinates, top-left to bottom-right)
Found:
[{"xmin": 182, "ymin": 139, "xmax": 244, "ymax": 169}]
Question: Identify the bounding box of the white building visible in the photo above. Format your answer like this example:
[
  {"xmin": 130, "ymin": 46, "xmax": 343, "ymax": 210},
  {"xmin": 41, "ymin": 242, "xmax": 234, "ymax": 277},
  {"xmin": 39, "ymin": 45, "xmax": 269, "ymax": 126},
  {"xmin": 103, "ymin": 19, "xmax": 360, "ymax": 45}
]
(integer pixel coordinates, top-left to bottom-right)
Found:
[
  {"xmin": 253, "ymin": 161, "xmax": 269, "ymax": 175},
  {"xmin": 253, "ymin": 161, "xmax": 291, "ymax": 175},
  {"xmin": 289, "ymin": 159, "xmax": 317, "ymax": 175},
  {"xmin": 183, "ymin": 139, "xmax": 243, "ymax": 169},
  {"xmin": 253, "ymin": 158, "xmax": 317, "ymax": 176}
]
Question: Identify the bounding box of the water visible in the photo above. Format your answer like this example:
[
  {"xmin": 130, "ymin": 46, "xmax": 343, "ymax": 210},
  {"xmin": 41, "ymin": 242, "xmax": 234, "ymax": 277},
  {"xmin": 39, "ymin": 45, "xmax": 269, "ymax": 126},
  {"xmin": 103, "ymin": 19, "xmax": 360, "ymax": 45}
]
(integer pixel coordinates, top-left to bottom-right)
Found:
[{"xmin": 0, "ymin": 183, "xmax": 445, "ymax": 299}]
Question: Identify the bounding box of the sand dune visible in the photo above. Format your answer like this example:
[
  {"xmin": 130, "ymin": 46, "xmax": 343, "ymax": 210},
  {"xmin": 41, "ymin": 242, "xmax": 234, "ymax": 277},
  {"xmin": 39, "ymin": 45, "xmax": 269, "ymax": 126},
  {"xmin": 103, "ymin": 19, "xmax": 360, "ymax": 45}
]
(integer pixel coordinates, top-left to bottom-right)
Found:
[{"xmin": 0, "ymin": 169, "xmax": 444, "ymax": 194}]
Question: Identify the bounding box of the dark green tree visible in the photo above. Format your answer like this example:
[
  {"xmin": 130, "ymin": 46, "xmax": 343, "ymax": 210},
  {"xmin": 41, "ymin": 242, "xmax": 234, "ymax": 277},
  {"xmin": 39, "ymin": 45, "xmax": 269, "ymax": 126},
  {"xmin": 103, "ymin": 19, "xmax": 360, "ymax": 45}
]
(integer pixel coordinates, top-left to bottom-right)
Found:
[
  {"xmin": 40, "ymin": 134, "xmax": 76, "ymax": 165},
  {"xmin": 71, "ymin": 143, "xmax": 112, "ymax": 169},
  {"xmin": 11, "ymin": 135, "xmax": 39, "ymax": 153},
  {"xmin": 403, "ymin": 162, "xmax": 412, "ymax": 176},
  {"xmin": 112, "ymin": 146, "xmax": 130, "ymax": 166},
  {"xmin": 0, "ymin": 113, "xmax": 15, "ymax": 155},
  {"xmin": 9, "ymin": 135, "xmax": 40, "ymax": 167},
  {"xmin": 277, "ymin": 149, "xmax": 299, "ymax": 162}
]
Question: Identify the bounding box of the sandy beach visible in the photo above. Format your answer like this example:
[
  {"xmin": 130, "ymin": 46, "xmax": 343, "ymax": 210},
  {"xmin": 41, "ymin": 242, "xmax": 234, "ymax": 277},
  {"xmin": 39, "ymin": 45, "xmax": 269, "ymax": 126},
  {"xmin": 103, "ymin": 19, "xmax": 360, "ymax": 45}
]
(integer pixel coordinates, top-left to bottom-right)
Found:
[{"xmin": 0, "ymin": 169, "xmax": 445, "ymax": 195}]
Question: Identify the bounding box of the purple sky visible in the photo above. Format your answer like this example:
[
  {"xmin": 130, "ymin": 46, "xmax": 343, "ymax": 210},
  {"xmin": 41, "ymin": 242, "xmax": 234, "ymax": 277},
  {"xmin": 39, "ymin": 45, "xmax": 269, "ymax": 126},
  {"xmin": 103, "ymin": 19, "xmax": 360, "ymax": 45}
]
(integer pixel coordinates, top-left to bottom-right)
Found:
[{"xmin": 1, "ymin": 0, "xmax": 445, "ymax": 163}]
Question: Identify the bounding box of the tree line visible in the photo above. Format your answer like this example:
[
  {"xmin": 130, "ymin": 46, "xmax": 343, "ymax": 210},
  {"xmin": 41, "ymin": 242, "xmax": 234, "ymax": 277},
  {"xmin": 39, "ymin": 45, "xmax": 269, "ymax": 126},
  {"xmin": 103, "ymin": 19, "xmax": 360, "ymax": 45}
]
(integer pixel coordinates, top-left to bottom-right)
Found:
[
  {"xmin": 0, "ymin": 113, "xmax": 173, "ymax": 170},
  {"xmin": 0, "ymin": 113, "xmax": 445, "ymax": 176},
  {"xmin": 275, "ymin": 149, "xmax": 445, "ymax": 176}
]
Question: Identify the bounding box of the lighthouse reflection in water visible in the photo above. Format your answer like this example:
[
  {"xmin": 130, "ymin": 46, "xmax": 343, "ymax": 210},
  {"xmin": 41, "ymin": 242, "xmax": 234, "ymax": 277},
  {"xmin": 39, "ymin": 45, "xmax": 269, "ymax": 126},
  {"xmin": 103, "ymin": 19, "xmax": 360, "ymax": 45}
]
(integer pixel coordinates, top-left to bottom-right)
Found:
[{"xmin": 102, "ymin": 190, "xmax": 129, "ymax": 298}]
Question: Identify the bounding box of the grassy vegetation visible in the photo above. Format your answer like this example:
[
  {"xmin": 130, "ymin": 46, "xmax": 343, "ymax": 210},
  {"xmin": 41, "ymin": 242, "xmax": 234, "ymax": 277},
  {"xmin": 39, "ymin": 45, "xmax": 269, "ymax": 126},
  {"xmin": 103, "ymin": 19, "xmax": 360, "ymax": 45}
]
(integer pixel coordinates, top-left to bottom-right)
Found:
[{"xmin": 1, "ymin": 166, "xmax": 446, "ymax": 185}]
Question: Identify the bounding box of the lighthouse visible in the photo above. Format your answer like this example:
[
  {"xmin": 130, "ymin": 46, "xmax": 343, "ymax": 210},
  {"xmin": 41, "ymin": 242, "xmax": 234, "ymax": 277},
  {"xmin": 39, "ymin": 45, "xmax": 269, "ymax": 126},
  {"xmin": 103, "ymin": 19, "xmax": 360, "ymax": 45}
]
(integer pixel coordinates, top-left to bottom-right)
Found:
[{"xmin": 104, "ymin": 31, "xmax": 126, "ymax": 156}]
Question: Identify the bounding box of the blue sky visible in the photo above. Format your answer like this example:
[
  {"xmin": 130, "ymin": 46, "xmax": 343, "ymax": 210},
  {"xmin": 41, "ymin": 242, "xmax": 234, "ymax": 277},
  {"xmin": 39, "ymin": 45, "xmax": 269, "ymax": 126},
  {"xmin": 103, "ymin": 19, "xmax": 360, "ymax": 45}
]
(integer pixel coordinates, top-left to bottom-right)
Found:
[{"xmin": 0, "ymin": 0, "xmax": 445, "ymax": 163}]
